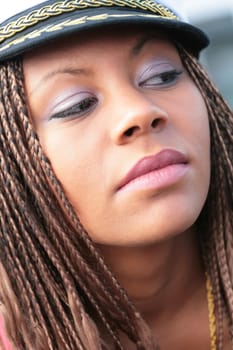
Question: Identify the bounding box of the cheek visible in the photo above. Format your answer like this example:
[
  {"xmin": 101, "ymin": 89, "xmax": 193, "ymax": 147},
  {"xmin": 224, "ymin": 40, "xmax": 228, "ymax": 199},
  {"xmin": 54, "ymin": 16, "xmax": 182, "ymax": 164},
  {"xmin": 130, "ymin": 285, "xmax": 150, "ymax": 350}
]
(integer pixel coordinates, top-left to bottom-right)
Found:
[
  {"xmin": 38, "ymin": 125, "xmax": 109, "ymax": 220},
  {"xmin": 173, "ymin": 81, "xmax": 210, "ymax": 154},
  {"xmin": 178, "ymin": 83, "xmax": 211, "ymax": 201}
]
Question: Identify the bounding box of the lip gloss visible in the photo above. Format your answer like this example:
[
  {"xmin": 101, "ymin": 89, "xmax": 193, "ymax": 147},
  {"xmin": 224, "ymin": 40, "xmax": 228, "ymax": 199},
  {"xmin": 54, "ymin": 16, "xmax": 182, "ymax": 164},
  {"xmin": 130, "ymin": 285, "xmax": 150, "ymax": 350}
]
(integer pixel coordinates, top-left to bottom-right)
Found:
[
  {"xmin": 119, "ymin": 163, "xmax": 189, "ymax": 193},
  {"xmin": 117, "ymin": 149, "xmax": 189, "ymax": 193}
]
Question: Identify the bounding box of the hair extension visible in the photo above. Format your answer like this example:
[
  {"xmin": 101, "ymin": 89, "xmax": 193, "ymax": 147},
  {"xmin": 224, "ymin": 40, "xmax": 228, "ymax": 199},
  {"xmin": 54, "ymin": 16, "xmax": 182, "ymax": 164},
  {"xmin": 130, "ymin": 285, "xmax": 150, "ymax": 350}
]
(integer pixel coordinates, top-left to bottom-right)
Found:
[
  {"xmin": 0, "ymin": 60, "xmax": 157, "ymax": 349},
  {"xmin": 0, "ymin": 45, "xmax": 232, "ymax": 350},
  {"xmin": 178, "ymin": 48, "xmax": 233, "ymax": 349}
]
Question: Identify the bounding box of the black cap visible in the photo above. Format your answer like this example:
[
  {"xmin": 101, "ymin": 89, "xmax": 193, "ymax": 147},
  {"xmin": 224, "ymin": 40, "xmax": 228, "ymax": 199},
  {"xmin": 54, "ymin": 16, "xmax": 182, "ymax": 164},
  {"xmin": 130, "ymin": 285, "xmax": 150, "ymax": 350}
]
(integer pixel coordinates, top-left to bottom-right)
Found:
[{"xmin": 0, "ymin": 0, "xmax": 209, "ymax": 61}]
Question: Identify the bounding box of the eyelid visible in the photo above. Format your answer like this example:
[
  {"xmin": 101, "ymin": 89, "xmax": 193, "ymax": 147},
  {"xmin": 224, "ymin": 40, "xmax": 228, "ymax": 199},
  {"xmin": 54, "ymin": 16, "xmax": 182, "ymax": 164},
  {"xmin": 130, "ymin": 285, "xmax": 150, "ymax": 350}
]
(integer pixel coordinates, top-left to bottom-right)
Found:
[
  {"xmin": 137, "ymin": 59, "xmax": 180, "ymax": 82},
  {"xmin": 43, "ymin": 89, "xmax": 96, "ymax": 121},
  {"xmin": 49, "ymin": 96, "xmax": 98, "ymax": 121}
]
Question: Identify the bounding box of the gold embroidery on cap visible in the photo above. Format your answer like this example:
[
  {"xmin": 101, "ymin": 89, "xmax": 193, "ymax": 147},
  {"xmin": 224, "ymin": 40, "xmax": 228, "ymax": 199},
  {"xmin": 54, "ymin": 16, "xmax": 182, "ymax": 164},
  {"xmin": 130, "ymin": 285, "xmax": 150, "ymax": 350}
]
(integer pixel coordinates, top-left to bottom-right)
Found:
[
  {"xmin": 0, "ymin": 13, "xmax": 165, "ymax": 52},
  {"xmin": 0, "ymin": 0, "xmax": 178, "ymax": 44}
]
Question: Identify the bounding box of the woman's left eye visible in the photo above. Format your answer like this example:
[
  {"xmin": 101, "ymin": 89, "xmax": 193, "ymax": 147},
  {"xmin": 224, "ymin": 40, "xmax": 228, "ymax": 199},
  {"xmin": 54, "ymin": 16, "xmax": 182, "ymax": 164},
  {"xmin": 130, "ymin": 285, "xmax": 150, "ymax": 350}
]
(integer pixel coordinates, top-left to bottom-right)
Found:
[{"xmin": 139, "ymin": 69, "xmax": 183, "ymax": 88}]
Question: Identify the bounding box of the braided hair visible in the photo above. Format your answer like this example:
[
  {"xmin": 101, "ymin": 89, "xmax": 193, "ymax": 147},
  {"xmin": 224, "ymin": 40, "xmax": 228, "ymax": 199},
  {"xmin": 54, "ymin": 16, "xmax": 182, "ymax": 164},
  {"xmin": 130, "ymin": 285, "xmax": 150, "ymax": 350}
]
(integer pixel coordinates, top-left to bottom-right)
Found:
[
  {"xmin": 179, "ymin": 48, "xmax": 233, "ymax": 349},
  {"xmin": 0, "ymin": 46, "xmax": 232, "ymax": 349}
]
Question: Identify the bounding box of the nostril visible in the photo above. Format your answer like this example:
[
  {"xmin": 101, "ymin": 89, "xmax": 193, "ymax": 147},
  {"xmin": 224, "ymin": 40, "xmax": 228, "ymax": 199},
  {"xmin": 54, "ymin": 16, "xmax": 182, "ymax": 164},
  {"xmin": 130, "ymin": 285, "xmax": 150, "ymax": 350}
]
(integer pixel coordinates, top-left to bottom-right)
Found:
[
  {"xmin": 124, "ymin": 126, "xmax": 139, "ymax": 137},
  {"xmin": 151, "ymin": 118, "xmax": 160, "ymax": 128},
  {"xmin": 122, "ymin": 117, "xmax": 163, "ymax": 139}
]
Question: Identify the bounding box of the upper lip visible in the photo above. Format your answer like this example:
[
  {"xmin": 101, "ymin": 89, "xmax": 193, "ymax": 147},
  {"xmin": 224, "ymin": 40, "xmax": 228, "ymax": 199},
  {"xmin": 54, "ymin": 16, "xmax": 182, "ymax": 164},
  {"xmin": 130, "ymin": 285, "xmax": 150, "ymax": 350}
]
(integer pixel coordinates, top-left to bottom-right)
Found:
[{"xmin": 117, "ymin": 149, "xmax": 188, "ymax": 191}]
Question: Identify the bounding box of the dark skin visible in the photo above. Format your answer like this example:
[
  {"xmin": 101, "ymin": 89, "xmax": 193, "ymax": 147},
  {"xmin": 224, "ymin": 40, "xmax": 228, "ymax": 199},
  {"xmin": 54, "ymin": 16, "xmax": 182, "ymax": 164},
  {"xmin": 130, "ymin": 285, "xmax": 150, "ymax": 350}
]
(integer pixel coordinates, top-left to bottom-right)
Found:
[{"xmin": 23, "ymin": 26, "xmax": 231, "ymax": 349}]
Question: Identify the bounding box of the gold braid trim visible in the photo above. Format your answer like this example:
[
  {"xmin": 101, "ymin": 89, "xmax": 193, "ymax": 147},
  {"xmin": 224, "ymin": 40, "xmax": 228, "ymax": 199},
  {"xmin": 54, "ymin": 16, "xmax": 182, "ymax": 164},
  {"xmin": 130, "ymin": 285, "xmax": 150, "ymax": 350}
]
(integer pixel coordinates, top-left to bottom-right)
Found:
[
  {"xmin": 0, "ymin": 0, "xmax": 178, "ymax": 44},
  {"xmin": 0, "ymin": 13, "xmax": 167, "ymax": 53},
  {"xmin": 206, "ymin": 273, "xmax": 217, "ymax": 350}
]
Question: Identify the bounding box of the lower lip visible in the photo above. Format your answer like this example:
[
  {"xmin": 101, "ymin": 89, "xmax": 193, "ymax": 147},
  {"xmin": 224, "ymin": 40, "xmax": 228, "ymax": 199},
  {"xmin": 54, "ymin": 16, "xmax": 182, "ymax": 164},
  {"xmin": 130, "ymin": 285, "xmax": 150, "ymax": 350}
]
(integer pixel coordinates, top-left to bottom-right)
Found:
[{"xmin": 118, "ymin": 163, "xmax": 189, "ymax": 193}]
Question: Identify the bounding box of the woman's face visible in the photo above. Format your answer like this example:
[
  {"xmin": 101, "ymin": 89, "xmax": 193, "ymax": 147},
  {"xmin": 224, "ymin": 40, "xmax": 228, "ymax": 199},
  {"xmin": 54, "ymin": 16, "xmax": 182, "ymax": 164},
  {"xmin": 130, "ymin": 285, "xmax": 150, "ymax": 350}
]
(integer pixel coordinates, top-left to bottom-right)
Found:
[{"xmin": 23, "ymin": 27, "xmax": 210, "ymax": 246}]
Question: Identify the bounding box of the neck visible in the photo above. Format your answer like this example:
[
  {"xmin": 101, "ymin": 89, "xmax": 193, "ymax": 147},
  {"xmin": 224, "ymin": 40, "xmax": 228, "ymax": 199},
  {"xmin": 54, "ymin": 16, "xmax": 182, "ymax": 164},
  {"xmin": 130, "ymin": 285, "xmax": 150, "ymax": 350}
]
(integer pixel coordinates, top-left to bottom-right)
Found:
[{"xmin": 98, "ymin": 229, "xmax": 205, "ymax": 322}]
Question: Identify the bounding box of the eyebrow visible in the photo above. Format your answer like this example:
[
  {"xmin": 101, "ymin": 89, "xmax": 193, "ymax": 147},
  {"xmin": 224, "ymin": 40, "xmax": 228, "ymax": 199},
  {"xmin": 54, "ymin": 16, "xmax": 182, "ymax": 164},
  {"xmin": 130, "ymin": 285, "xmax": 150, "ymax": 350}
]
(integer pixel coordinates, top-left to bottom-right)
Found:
[
  {"xmin": 29, "ymin": 67, "xmax": 92, "ymax": 96},
  {"xmin": 130, "ymin": 34, "xmax": 161, "ymax": 57}
]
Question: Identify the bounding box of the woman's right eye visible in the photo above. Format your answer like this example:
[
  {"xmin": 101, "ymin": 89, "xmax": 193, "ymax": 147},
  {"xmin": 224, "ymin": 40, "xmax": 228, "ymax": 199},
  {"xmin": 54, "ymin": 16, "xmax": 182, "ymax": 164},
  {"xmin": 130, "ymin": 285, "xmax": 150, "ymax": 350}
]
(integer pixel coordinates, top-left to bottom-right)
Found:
[{"xmin": 49, "ymin": 94, "xmax": 98, "ymax": 121}]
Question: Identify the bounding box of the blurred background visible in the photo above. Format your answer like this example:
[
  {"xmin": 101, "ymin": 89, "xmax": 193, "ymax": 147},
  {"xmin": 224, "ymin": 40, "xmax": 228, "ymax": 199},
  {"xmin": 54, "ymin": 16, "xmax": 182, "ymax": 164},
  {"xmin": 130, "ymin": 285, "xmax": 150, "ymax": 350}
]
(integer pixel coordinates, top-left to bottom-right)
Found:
[{"xmin": 168, "ymin": 0, "xmax": 233, "ymax": 107}]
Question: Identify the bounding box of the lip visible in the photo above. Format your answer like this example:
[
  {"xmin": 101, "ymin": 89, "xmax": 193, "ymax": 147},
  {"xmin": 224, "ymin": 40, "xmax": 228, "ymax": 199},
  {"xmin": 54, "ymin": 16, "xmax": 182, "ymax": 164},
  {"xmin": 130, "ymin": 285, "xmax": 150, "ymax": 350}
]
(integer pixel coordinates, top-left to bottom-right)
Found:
[{"xmin": 117, "ymin": 149, "xmax": 189, "ymax": 192}]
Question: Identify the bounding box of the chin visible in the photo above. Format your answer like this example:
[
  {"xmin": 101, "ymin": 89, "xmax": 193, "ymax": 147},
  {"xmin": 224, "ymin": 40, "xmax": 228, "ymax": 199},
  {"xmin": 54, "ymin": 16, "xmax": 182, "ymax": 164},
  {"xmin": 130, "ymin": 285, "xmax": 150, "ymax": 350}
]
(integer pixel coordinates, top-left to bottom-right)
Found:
[{"xmin": 83, "ymin": 186, "xmax": 209, "ymax": 248}]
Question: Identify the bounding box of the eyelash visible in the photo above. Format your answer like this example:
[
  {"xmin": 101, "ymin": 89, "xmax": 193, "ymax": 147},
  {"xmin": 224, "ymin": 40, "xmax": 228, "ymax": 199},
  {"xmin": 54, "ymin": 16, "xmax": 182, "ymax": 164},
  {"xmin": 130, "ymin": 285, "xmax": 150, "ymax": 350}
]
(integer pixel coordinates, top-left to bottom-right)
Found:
[
  {"xmin": 139, "ymin": 69, "xmax": 183, "ymax": 88},
  {"xmin": 50, "ymin": 96, "xmax": 98, "ymax": 120}
]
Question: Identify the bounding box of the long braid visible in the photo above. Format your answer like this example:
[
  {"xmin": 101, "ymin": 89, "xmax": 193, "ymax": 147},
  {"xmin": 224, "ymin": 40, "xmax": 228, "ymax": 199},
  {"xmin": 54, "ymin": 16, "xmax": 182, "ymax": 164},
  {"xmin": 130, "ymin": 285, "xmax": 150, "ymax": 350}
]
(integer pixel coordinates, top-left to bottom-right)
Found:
[
  {"xmin": 0, "ymin": 137, "xmax": 85, "ymax": 349},
  {"xmin": 14, "ymin": 56, "xmax": 156, "ymax": 349},
  {"xmin": 179, "ymin": 48, "xmax": 233, "ymax": 349},
  {"xmin": 0, "ymin": 61, "xmax": 118, "ymax": 348},
  {"xmin": 13, "ymin": 58, "xmax": 154, "ymax": 349},
  {"xmin": 0, "ymin": 58, "xmax": 157, "ymax": 350}
]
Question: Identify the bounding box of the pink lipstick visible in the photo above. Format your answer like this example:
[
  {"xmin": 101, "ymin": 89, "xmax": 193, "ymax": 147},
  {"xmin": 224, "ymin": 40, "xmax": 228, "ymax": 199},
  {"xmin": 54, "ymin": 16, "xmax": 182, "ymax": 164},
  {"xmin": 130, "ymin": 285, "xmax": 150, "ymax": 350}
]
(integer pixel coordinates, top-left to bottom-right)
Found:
[{"xmin": 117, "ymin": 149, "xmax": 189, "ymax": 192}]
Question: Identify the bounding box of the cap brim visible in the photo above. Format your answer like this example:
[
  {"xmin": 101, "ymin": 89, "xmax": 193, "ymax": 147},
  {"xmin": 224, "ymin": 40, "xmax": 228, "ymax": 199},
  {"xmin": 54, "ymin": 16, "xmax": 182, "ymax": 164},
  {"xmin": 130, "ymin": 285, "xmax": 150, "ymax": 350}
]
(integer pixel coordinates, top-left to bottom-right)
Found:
[{"xmin": 0, "ymin": 7, "xmax": 209, "ymax": 60}]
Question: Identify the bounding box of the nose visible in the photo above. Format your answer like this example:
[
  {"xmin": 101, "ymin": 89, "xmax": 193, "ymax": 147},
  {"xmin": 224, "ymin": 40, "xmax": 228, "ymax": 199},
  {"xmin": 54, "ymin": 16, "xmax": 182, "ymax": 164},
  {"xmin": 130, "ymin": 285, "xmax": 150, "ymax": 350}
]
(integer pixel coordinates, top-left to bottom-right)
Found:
[{"xmin": 110, "ymin": 88, "xmax": 168, "ymax": 145}]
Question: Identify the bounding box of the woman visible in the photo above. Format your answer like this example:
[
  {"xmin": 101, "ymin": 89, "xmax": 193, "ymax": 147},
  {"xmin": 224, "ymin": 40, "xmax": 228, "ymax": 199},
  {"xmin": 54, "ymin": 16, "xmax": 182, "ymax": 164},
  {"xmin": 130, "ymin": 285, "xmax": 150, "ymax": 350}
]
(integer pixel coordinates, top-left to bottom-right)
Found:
[{"xmin": 0, "ymin": 1, "xmax": 232, "ymax": 349}]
